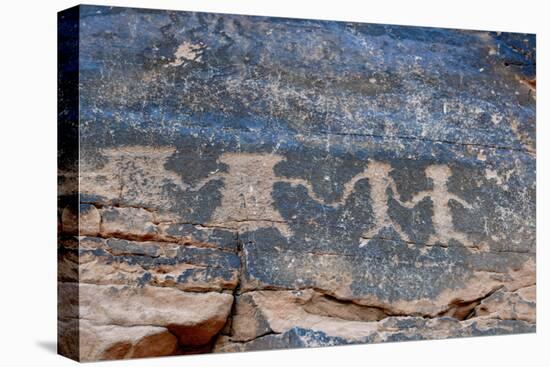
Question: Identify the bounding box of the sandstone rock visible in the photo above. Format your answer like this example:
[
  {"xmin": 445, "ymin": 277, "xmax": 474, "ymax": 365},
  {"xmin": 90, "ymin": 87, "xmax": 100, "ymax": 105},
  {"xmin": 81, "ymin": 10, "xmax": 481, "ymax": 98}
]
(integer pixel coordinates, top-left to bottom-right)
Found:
[
  {"xmin": 156, "ymin": 222, "xmax": 238, "ymax": 252},
  {"xmin": 214, "ymin": 318, "xmax": 535, "ymax": 353},
  {"xmin": 60, "ymin": 204, "xmax": 104, "ymax": 237},
  {"xmin": 57, "ymin": 237, "xmax": 79, "ymax": 283},
  {"xmin": 474, "ymin": 285, "xmax": 536, "ymax": 323},
  {"xmin": 79, "ymin": 320, "xmax": 178, "ymax": 361},
  {"xmin": 99, "ymin": 206, "xmax": 159, "ymax": 240},
  {"xmin": 217, "ymin": 288, "xmax": 537, "ymax": 352},
  {"xmin": 241, "ymin": 229, "xmax": 535, "ymax": 316},
  {"xmin": 77, "ymin": 236, "xmax": 240, "ymax": 291},
  {"xmin": 57, "ymin": 318, "xmax": 80, "ymax": 360},
  {"xmin": 78, "ymin": 283, "xmax": 232, "ymax": 343},
  {"xmin": 59, "ymin": 4, "xmax": 536, "ymax": 361},
  {"xmin": 80, "ymin": 204, "xmax": 101, "ymax": 236},
  {"xmin": 60, "ymin": 206, "xmax": 78, "ymax": 235},
  {"xmin": 229, "ymin": 290, "xmax": 383, "ymax": 342},
  {"xmin": 230, "ymin": 293, "xmax": 273, "ymax": 342},
  {"xmin": 59, "ymin": 283, "xmax": 233, "ymax": 360},
  {"xmin": 214, "ymin": 328, "xmax": 352, "ymax": 353}
]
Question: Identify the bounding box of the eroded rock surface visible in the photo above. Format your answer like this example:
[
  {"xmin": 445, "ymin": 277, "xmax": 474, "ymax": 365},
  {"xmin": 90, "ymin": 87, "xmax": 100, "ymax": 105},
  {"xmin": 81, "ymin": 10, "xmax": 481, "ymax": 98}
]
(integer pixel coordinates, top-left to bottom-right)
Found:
[{"xmin": 58, "ymin": 4, "xmax": 535, "ymax": 362}]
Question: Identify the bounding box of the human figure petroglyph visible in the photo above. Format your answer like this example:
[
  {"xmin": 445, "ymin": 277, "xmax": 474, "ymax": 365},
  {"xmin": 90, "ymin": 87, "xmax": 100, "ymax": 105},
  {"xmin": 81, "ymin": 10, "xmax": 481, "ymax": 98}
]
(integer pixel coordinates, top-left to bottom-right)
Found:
[
  {"xmin": 359, "ymin": 162, "xmax": 478, "ymax": 249},
  {"xmin": 423, "ymin": 165, "xmax": 478, "ymax": 248},
  {"xmin": 359, "ymin": 162, "xmax": 410, "ymax": 246},
  {"xmin": 208, "ymin": 153, "xmax": 478, "ymax": 249},
  {"xmin": 271, "ymin": 158, "xmax": 476, "ymax": 249},
  {"xmin": 86, "ymin": 149, "xmax": 484, "ymax": 250},
  {"xmin": 88, "ymin": 149, "xmax": 477, "ymax": 248},
  {"xmin": 209, "ymin": 153, "xmax": 293, "ymax": 236}
]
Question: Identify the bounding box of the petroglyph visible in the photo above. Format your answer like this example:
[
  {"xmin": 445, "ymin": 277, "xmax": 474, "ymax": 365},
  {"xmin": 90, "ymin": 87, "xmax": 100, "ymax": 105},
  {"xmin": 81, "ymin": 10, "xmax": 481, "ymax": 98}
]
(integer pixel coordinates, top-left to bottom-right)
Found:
[
  {"xmin": 267, "ymin": 157, "xmax": 477, "ymax": 249},
  {"xmin": 80, "ymin": 147, "xmax": 181, "ymax": 207},
  {"xmin": 423, "ymin": 166, "xmax": 480, "ymax": 249},
  {"xmin": 205, "ymin": 153, "xmax": 478, "ymax": 249},
  {"xmin": 79, "ymin": 146, "xmax": 227, "ymax": 224},
  {"xmin": 361, "ymin": 164, "xmax": 479, "ymax": 249},
  {"xmin": 82, "ymin": 149, "xmax": 486, "ymax": 250},
  {"xmin": 209, "ymin": 153, "xmax": 291, "ymax": 235}
]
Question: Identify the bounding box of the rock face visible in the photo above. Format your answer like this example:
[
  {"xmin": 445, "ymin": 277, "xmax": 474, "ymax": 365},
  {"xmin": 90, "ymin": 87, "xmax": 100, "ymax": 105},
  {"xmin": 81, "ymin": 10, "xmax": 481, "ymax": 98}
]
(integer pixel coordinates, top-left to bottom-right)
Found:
[{"xmin": 58, "ymin": 5, "xmax": 536, "ymax": 362}]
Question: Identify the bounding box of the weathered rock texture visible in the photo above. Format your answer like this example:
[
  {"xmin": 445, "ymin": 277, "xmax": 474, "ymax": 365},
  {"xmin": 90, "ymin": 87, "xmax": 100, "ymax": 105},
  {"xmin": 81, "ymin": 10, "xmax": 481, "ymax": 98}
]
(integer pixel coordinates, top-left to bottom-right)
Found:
[{"xmin": 58, "ymin": 5, "xmax": 536, "ymax": 362}]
